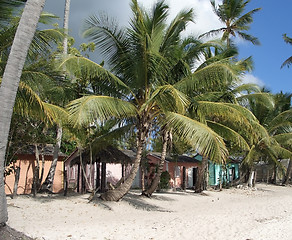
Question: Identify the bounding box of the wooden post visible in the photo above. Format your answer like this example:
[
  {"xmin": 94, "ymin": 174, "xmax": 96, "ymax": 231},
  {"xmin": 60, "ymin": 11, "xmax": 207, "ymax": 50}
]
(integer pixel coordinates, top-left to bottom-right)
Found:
[
  {"xmin": 182, "ymin": 166, "xmax": 186, "ymax": 190},
  {"xmin": 77, "ymin": 162, "xmax": 80, "ymax": 193},
  {"xmin": 96, "ymin": 162, "xmax": 100, "ymax": 191},
  {"xmin": 63, "ymin": 169, "xmax": 67, "ymax": 196},
  {"xmin": 101, "ymin": 162, "xmax": 106, "ymax": 193}
]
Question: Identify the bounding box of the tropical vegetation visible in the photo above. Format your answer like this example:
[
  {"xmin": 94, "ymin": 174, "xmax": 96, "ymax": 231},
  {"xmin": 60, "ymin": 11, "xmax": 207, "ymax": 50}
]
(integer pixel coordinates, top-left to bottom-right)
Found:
[{"xmin": 0, "ymin": 0, "xmax": 291, "ymax": 227}]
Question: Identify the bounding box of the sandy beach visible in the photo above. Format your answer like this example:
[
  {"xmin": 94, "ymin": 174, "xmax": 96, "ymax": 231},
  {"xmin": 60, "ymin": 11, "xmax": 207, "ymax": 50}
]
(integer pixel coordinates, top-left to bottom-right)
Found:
[{"xmin": 6, "ymin": 183, "xmax": 292, "ymax": 240}]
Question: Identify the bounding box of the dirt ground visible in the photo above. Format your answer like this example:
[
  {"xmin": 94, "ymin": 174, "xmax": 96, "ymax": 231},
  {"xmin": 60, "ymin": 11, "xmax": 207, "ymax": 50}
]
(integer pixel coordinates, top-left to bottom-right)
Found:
[{"xmin": 0, "ymin": 225, "xmax": 33, "ymax": 240}]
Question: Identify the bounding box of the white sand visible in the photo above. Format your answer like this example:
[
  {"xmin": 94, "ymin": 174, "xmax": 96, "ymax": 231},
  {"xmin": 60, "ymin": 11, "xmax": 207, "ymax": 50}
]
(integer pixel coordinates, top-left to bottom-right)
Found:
[{"xmin": 6, "ymin": 183, "xmax": 292, "ymax": 240}]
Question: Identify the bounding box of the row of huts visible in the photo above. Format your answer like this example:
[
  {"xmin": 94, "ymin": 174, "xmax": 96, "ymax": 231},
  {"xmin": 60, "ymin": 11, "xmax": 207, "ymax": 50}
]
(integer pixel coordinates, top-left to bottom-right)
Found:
[{"xmin": 5, "ymin": 144, "xmax": 285, "ymax": 195}]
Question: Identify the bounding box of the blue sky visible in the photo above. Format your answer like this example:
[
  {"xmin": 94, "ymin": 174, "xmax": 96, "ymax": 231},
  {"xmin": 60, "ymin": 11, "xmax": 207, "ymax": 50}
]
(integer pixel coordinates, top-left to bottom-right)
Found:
[
  {"xmin": 44, "ymin": 0, "xmax": 292, "ymax": 94},
  {"xmin": 238, "ymin": 0, "xmax": 292, "ymax": 93}
]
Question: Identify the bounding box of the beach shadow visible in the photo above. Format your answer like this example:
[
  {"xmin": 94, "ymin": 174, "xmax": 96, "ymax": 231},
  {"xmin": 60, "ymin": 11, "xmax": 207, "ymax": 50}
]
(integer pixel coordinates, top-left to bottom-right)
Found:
[{"xmin": 122, "ymin": 192, "xmax": 172, "ymax": 212}]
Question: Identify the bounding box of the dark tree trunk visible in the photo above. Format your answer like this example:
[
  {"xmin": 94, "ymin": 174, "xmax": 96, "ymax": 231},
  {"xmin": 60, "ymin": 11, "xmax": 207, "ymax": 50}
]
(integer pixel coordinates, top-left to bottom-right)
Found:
[
  {"xmin": 63, "ymin": 169, "xmax": 68, "ymax": 196},
  {"xmin": 77, "ymin": 162, "xmax": 80, "ymax": 193},
  {"xmin": 283, "ymin": 159, "xmax": 292, "ymax": 185},
  {"xmin": 101, "ymin": 162, "xmax": 106, "ymax": 193},
  {"xmin": 182, "ymin": 166, "xmax": 186, "ymax": 191},
  {"xmin": 142, "ymin": 129, "xmax": 169, "ymax": 197},
  {"xmin": 100, "ymin": 116, "xmax": 149, "ymax": 201},
  {"xmin": 96, "ymin": 162, "xmax": 100, "ymax": 191},
  {"xmin": 195, "ymin": 156, "xmax": 208, "ymax": 193}
]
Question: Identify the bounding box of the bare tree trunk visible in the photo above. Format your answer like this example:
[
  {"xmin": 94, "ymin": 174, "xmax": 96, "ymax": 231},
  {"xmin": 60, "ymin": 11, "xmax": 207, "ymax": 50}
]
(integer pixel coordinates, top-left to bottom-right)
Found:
[
  {"xmin": 248, "ymin": 166, "xmax": 255, "ymax": 187},
  {"xmin": 63, "ymin": 0, "xmax": 71, "ymax": 55},
  {"xmin": 39, "ymin": 148, "xmax": 45, "ymax": 189},
  {"xmin": 142, "ymin": 129, "xmax": 169, "ymax": 197},
  {"xmin": 42, "ymin": 125, "xmax": 62, "ymax": 192},
  {"xmin": 141, "ymin": 164, "xmax": 145, "ymax": 192},
  {"xmin": 283, "ymin": 159, "xmax": 292, "ymax": 185},
  {"xmin": 79, "ymin": 147, "xmax": 91, "ymax": 192},
  {"xmin": 12, "ymin": 167, "xmax": 20, "ymax": 197},
  {"xmin": 195, "ymin": 156, "xmax": 208, "ymax": 193},
  {"xmin": 88, "ymin": 144, "xmax": 93, "ymax": 190},
  {"xmin": 101, "ymin": 116, "xmax": 149, "ymax": 201},
  {"xmin": 0, "ymin": 0, "xmax": 45, "ymax": 224}
]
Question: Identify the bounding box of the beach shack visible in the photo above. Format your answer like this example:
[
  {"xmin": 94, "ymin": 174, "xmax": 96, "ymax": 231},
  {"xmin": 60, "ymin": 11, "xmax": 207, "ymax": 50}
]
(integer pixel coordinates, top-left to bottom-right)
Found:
[
  {"xmin": 5, "ymin": 144, "xmax": 66, "ymax": 195},
  {"xmin": 145, "ymin": 153, "xmax": 202, "ymax": 189},
  {"xmin": 208, "ymin": 158, "xmax": 240, "ymax": 186},
  {"xmin": 64, "ymin": 146, "xmax": 135, "ymax": 193}
]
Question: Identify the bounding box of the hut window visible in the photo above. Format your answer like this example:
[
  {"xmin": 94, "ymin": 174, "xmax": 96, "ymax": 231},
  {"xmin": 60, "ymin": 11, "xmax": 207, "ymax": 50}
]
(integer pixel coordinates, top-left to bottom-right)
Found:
[{"xmin": 175, "ymin": 166, "xmax": 180, "ymax": 177}]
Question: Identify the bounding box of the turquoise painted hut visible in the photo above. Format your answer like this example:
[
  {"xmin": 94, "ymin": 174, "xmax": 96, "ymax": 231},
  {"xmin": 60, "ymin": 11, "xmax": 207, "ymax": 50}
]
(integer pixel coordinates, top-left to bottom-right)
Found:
[{"xmin": 208, "ymin": 159, "xmax": 240, "ymax": 186}]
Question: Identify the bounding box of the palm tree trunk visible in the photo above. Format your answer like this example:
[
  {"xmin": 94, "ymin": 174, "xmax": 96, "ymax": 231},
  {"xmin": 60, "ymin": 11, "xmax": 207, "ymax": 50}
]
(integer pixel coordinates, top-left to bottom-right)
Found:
[
  {"xmin": 283, "ymin": 159, "xmax": 292, "ymax": 185},
  {"xmin": 142, "ymin": 129, "xmax": 169, "ymax": 197},
  {"xmin": 101, "ymin": 117, "xmax": 149, "ymax": 201},
  {"xmin": 63, "ymin": 0, "xmax": 71, "ymax": 55},
  {"xmin": 0, "ymin": 0, "xmax": 45, "ymax": 224},
  {"xmin": 41, "ymin": 125, "xmax": 62, "ymax": 192},
  {"xmin": 195, "ymin": 156, "xmax": 208, "ymax": 193}
]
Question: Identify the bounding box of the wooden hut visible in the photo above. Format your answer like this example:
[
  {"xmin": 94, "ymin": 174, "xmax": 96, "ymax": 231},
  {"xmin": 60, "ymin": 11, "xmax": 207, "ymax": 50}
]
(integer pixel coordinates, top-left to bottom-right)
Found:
[{"xmin": 64, "ymin": 146, "xmax": 135, "ymax": 193}]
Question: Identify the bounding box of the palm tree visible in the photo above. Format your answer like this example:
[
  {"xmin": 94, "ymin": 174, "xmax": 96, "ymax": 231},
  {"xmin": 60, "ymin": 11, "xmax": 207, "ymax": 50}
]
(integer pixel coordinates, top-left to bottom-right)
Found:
[
  {"xmin": 41, "ymin": 0, "xmax": 72, "ymax": 192},
  {"xmin": 63, "ymin": 0, "xmax": 243, "ymax": 201},
  {"xmin": 200, "ymin": 0, "xmax": 261, "ymax": 46},
  {"xmin": 281, "ymin": 34, "xmax": 292, "ymax": 68},
  {"xmin": 0, "ymin": 0, "xmax": 46, "ymax": 224}
]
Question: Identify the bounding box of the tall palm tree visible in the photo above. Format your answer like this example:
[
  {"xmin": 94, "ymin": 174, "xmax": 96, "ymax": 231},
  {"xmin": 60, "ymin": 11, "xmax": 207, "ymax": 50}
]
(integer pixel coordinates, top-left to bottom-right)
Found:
[
  {"xmin": 200, "ymin": 0, "xmax": 261, "ymax": 46},
  {"xmin": 42, "ymin": 0, "xmax": 72, "ymax": 192},
  {"xmin": 281, "ymin": 34, "xmax": 292, "ymax": 68},
  {"xmin": 64, "ymin": 0, "xmax": 242, "ymax": 201},
  {"xmin": 0, "ymin": 0, "xmax": 46, "ymax": 224}
]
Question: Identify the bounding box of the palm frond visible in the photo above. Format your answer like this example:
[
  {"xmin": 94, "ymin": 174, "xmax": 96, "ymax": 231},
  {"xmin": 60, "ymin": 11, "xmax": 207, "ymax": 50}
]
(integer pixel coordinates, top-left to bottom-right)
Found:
[
  {"xmin": 237, "ymin": 92, "xmax": 275, "ymax": 110},
  {"xmin": 269, "ymin": 109, "xmax": 292, "ymax": 128},
  {"xmin": 67, "ymin": 95, "xmax": 137, "ymax": 127},
  {"xmin": 161, "ymin": 112, "xmax": 228, "ymax": 163},
  {"xmin": 143, "ymin": 85, "xmax": 189, "ymax": 114},
  {"xmin": 207, "ymin": 120, "xmax": 250, "ymax": 151},
  {"xmin": 59, "ymin": 55, "xmax": 133, "ymax": 96},
  {"xmin": 236, "ymin": 31, "xmax": 260, "ymax": 45},
  {"xmin": 175, "ymin": 61, "xmax": 239, "ymax": 94}
]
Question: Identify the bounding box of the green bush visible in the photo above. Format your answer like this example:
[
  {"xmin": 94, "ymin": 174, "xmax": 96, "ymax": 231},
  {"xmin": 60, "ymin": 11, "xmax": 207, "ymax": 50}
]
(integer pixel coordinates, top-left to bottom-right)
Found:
[{"xmin": 159, "ymin": 171, "xmax": 171, "ymax": 189}]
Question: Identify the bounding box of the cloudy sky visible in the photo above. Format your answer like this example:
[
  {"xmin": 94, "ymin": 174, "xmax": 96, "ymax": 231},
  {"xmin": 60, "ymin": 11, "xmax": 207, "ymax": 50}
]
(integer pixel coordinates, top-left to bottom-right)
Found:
[{"xmin": 44, "ymin": 0, "xmax": 292, "ymax": 94}]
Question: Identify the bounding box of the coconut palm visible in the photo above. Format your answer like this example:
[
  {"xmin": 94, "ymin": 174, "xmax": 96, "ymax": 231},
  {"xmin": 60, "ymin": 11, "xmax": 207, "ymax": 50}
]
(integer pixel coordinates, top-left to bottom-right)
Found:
[
  {"xmin": 63, "ymin": 0, "xmax": 248, "ymax": 201},
  {"xmin": 200, "ymin": 0, "xmax": 261, "ymax": 46},
  {"xmin": 281, "ymin": 34, "xmax": 292, "ymax": 68},
  {"xmin": 41, "ymin": 0, "xmax": 72, "ymax": 192},
  {"xmin": 142, "ymin": 39, "xmax": 254, "ymax": 195},
  {"xmin": 0, "ymin": 0, "xmax": 46, "ymax": 225}
]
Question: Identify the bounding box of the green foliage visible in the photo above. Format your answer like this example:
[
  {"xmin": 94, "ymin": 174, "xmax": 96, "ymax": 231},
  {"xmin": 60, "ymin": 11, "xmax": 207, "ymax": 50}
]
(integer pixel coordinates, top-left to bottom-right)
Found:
[{"xmin": 159, "ymin": 171, "xmax": 171, "ymax": 189}]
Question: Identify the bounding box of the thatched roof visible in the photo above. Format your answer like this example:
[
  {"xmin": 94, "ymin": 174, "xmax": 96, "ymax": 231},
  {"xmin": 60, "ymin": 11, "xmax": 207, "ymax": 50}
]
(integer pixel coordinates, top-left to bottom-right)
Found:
[
  {"xmin": 16, "ymin": 144, "xmax": 67, "ymax": 157},
  {"xmin": 68, "ymin": 146, "xmax": 135, "ymax": 166}
]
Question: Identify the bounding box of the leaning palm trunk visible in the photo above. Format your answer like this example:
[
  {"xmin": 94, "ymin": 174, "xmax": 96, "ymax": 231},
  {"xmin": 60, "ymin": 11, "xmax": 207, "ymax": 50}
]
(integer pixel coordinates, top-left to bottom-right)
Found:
[
  {"xmin": 41, "ymin": 125, "xmax": 62, "ymax": 192},
  {"xmin": 101, "ymin": 117, "xmax": 149, "ymax": 201},
  {"xmin": 0, "ymin": 0, "xmax": 45, "ymax": 224},
  {"xmin": 142, "ymin": 129, "xmax": 169, "ymax": 197},
  {"xmin": 195, "ymin": 156, "xmax": 208, "ymax": 193}
]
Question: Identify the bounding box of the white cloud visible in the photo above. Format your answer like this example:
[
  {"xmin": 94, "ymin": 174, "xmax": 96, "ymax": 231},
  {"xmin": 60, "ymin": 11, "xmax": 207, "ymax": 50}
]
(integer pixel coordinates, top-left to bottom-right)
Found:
[
  {"xmin": 138, "ymin": 0, "xmax": 224, "ymax": 38},
  {"xmin": 241, "ymin": 73, "xmax": 265, "ymax": 87}
]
